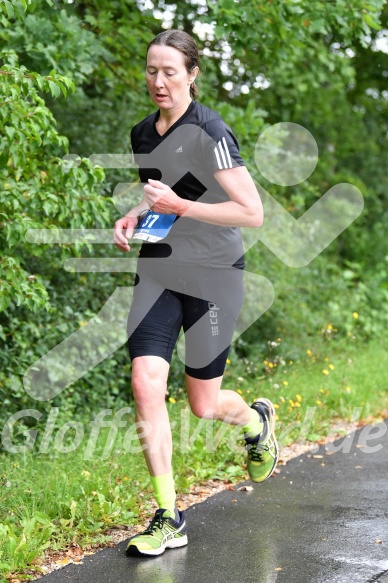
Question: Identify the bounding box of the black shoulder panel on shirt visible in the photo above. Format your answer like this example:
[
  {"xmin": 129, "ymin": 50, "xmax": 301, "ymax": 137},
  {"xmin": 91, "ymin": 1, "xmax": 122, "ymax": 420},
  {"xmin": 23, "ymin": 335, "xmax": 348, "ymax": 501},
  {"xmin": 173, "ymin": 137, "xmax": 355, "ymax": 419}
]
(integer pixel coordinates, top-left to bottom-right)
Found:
[{"xmin": 191, "ymin": 103, "xmax": 241, "ymax": 153}]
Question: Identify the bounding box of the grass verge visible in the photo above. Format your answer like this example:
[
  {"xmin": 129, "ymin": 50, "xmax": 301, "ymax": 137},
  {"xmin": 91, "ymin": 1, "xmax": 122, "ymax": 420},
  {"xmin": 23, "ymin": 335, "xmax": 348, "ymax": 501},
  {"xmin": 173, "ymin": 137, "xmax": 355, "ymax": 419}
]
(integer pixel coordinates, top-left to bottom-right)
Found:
[{"xmin": 0, "ymin": 335, "xmax": 387, "ymax": 580}]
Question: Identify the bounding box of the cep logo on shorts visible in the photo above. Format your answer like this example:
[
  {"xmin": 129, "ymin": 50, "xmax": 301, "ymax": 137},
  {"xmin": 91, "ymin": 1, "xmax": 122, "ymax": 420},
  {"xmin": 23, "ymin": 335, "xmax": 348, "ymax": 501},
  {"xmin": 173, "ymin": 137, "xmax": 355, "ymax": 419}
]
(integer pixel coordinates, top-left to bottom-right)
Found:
[{"xmin": 208, "ymin": 302, "xmax": 219, "ymax": 336}]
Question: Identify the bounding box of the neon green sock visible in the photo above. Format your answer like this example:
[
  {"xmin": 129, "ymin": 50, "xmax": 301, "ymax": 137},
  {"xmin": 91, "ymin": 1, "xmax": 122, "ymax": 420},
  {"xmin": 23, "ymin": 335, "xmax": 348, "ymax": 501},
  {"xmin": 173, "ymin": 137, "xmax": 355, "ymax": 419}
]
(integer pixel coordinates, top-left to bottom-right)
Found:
[
  {"xmin": 242, "ymin": 408, "xmax": 264, "ymax": 439},
  {"xmin": 150, "ymin": 472, "xmax": 176, "ymax": 516}
]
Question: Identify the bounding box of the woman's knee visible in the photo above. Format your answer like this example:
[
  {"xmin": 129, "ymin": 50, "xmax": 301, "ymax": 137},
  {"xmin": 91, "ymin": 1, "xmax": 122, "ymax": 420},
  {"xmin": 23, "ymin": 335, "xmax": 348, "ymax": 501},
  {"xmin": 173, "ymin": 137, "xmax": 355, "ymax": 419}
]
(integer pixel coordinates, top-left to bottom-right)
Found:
[
  {"xmin": 131, "ymin": 358, "xmax": 168, "ymax": 408},
  {"xmin": 186, "ymin": 375, "xmax": 222, "ymax": 419},
  {"xmin": 189, "ymin": 397, "xmax": 218, "ymax": 419}
]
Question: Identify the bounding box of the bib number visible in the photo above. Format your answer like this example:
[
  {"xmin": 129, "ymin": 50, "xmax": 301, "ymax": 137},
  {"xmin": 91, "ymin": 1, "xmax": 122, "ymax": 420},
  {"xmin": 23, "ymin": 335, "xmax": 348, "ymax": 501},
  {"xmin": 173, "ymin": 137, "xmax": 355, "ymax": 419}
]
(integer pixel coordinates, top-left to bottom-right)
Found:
[{"xmin": 133, "ymin": 211, "xmax": 177, "ymax": 243}]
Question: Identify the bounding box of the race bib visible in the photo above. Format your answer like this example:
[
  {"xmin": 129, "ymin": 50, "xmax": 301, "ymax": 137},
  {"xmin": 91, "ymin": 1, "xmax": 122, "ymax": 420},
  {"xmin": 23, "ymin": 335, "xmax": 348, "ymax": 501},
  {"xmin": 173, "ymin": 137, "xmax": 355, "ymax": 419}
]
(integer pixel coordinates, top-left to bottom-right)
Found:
[{"xmin": 132, "ymin": 211, "xmax": 177, "ymax": 243}]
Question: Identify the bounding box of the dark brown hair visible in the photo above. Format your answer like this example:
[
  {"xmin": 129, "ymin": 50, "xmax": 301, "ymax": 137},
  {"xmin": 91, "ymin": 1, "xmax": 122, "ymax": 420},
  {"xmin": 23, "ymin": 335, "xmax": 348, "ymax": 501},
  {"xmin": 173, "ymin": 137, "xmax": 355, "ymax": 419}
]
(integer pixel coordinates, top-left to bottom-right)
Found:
[{"xmin": 147, "ymin": 29, "xmax": 200, "ymax": 99}]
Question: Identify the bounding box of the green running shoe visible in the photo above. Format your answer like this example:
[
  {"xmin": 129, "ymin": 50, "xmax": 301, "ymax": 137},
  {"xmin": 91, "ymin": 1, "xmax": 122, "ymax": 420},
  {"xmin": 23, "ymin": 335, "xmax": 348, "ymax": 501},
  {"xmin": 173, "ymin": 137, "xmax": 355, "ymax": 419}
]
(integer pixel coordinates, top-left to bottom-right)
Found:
[
  {"xmin": 125, "ymin": 508, "xmax": 188, "ymax": 557},
  {"xmin": 245, "ymin": 398, "xmax": 279, "ymax": 483}
]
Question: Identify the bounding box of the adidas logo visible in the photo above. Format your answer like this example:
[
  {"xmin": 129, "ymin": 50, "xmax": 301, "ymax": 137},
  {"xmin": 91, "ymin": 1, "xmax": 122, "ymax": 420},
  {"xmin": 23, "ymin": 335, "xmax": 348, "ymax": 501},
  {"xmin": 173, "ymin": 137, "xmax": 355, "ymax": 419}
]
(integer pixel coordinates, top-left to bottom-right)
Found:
[{"xmin": 175, "ymin": 146, "xmax": 183, "ymax": 152}]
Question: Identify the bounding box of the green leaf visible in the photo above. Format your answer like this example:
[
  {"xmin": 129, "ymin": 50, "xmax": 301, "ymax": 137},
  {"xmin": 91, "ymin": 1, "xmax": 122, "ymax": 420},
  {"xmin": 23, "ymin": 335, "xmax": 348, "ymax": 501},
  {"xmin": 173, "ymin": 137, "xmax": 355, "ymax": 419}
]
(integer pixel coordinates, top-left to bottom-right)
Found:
[
  {"xmin": 362, "ymin": 13, "xmax": 381, "ymax": 31},
  {"xmin": 5, "ymin": 126, "xmax": 15, "ymax": 140},
  {"xmin": 2, "ymin": 0, "xmax": 14, "ymax": 18},
  {"xmin": 308, "ymin": 19, "xmax": 328, "ymax": 34},
  {"xmin": 42, "ymin": 200, "xmax": 53, "ymax": 215},
  {"xmin": 35, "ymin": 75, "xmax": 44, "ymax": 91},
  {"xmin": 57, "ymin": 80, "xmax": 67, "ymax": 98},
  {"xmin": 48, "ymin": 80, "xmax": 61, "ymax": 98},
  {"xmin": 0, "ymin": 294, "xmax": 10, "ymax": 313}
]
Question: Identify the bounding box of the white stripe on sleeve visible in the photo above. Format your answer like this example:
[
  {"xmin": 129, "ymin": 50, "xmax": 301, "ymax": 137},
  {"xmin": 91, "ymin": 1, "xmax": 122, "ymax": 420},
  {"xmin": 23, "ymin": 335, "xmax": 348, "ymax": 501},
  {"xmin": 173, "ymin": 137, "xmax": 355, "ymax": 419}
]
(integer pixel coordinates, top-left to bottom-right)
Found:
[
  {"xmin": 222, "ymin": 137, "xmax": 233, "ymax": 168},
  {"xmin": 214, "ymin": 146, "xmax": 223, "ymax": 169},
  {"xmin": 218, "ymin": 140, "xmax": 228, "ymax": 169}
]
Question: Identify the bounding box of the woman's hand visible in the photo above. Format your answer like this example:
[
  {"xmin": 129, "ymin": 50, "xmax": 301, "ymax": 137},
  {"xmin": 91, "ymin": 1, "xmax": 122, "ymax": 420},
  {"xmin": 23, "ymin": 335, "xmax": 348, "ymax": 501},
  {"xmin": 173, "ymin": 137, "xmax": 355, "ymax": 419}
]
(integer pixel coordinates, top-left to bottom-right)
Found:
[
  {"xmin": 113, "ymin": 214, "xmax": 138, "ymax": 252},
  {"xmin": 143, "ymin": 179, "xmax": 186, "ymax": 215}
]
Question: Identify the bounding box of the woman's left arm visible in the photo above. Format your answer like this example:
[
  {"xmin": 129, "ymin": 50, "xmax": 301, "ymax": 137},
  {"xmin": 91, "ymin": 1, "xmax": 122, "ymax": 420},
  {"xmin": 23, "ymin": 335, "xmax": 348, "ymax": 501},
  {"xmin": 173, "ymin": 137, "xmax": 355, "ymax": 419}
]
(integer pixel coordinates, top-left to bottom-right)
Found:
[{"xmin": 143, "ymin": 166, "xmax": 264, "ymax": 228}]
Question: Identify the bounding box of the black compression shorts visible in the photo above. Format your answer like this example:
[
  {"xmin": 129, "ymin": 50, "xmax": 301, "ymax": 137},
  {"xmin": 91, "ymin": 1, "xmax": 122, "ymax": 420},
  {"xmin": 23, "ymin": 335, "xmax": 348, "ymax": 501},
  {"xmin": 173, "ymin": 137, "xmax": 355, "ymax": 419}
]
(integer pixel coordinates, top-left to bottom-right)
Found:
[{"xmin": 127, "ymin": 260, "xmax": 244, "ymax": 380}]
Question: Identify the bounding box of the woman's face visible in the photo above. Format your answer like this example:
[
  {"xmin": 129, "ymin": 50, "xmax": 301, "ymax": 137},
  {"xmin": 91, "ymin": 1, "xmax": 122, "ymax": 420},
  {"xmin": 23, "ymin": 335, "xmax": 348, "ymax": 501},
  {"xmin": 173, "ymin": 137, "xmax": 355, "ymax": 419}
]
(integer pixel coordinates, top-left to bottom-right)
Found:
[{"xmin": 146, "ymin": 44, "xmax": 197, "ymax": 111}]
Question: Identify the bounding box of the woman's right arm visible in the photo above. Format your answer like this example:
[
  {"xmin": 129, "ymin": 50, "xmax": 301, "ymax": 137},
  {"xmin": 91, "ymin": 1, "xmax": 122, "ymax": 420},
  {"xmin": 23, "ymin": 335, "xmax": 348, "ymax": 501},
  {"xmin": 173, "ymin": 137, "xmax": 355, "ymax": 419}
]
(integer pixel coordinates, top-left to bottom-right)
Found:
[
  {"xmin": 113, "ymin": 202, "xmax": 149, "ymax": 252},
  {"xmin": 113, "ymin": 123, "xmax": 147, "ymax": 252}
]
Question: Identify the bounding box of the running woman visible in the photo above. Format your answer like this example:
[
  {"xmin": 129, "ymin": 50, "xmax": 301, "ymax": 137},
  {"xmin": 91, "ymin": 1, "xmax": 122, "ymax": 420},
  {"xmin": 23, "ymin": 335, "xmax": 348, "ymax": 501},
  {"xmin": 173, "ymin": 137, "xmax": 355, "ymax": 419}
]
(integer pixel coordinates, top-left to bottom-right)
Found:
[{"xmin": 113, "ymin": 29, "xmax": 278, "ymax": 557}]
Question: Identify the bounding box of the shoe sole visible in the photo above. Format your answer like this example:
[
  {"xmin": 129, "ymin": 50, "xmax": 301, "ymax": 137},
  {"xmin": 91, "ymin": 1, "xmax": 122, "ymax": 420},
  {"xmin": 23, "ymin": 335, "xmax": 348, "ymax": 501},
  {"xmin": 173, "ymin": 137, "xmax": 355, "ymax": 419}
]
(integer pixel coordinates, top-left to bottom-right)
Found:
[
  {"xmin": 251, "ymin": 397, "xmax": 279, "ymax": 483},
  {"xmin": 126, "ymin": 535, "xmax": 188, "ymax": 557}
]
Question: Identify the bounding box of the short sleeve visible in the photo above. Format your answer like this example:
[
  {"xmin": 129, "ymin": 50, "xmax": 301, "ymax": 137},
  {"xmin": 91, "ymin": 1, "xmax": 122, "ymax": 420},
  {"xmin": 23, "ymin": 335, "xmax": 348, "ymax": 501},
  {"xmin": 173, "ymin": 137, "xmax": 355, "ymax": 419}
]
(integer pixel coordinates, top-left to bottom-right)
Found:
[
  {"xmin": 201, "ymin": 118, "xmax": 245, "ymax": 173},
  {"xmin": 130, "ymin": 125, "xmax": 139, "ymax": 159},
  {"xmin": 130, "ymin": 122, "xmax": 146, "ymax": 168}
]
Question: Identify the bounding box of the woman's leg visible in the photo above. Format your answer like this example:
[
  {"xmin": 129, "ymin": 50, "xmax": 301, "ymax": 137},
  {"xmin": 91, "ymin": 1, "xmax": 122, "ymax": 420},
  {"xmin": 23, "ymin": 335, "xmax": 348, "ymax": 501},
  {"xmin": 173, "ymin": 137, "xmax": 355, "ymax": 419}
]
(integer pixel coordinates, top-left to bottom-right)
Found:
[
  {"xmin": 185, "ymin": 374, "xmax": 264, "ymax": 441},
  {"xmin": 127, "ymin": 278, "xmax": 184, "ymax": 520},
  {"xmin": 126, "ymin": 353, "xmax": 187, "ymax": 556},
  {"xmin": 185, "ymin": 373, "xmax": 253, "ymax": 426},
  {"xmin": 131, "ymin": 355, "xmax": 172, "ymax": 477},
  {"xmin": 185, "ymin": 372, "xmax": 278, "ymax": 486},
  {"xmin": 178, "ymin": 267, "xmax": 278, "ymax": 486}
]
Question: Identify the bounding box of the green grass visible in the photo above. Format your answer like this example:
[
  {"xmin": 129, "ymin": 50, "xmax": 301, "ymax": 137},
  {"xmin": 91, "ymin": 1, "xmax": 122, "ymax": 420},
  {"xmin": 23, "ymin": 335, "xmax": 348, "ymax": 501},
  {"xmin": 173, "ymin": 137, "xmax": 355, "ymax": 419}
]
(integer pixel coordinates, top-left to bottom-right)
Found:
[
  {"xmin": 223, "ymin": 333, "xmax": 388, "ymax": 443},
  {"xmin": 0, "ymin": 334, "xmax": 387, "ymax": 580}
]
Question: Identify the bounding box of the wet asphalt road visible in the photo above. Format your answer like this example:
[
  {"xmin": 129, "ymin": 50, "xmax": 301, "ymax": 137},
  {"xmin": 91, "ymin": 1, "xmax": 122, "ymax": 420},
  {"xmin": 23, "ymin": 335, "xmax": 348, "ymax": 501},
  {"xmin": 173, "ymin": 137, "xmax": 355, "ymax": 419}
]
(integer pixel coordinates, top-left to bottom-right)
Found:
[{"xmin": 38, "ymin": 421, "xmax": 388, "ymax": 583}]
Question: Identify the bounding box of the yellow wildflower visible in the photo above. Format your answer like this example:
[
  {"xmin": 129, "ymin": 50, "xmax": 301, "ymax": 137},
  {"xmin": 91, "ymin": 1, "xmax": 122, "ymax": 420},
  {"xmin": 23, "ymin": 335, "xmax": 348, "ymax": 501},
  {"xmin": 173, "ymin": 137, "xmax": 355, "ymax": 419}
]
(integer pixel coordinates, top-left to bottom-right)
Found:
[
  {"xmin": 289, "ymin": 360, "xmax": 293, "ymax": 364},
  {"xmin": 269, "ymin": 362, "xmax": 274, "ymax": 368},
  {"xmin": 306, "ymin": 349, "xmax": 312, "ymax": 356},
  {"xmin": 316, "ymin": 400, "xmax": 322, "ymax": 406},
  {"xmin": 296, "ymin": 394, "xmax": 302, "ymax": 402},
  {"xmin": 237, "ymin": 389, "xmax": 243, "ymax": 395},
  {"xmin": 324, "ymin": 357, "xmax": 329, "ymax": 361},
  {"xmin": 322, "ymin": 369, "xmax": 329, "ymax": 375},
  {"xmin": 283, "ymin": 380, "xmax": 288, "ymax": 386},
  {"xmin": 352, "ymin": 312, "xmax": 359, "ymax": 319},
  {"xmin": 168, "ymin": 397, "xmax": 176, "ymax": 404},
  {"xmin": 328, "ymin": 364, "xmax": 334, "ymax": 370},
  {"xmin": 345, "ymin": 386, "xmax": 351, "ymax": 393},
  {"xmin": 226, "ymin": 359, "xmax": 231, "ymax": 365},
  {"xmin": 327, "ymin": 324, "xmax": 333, "ymax": 330},
  {"xmin": 274, "ymin": 403, "xmax": 280, "ymax": 409}
]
